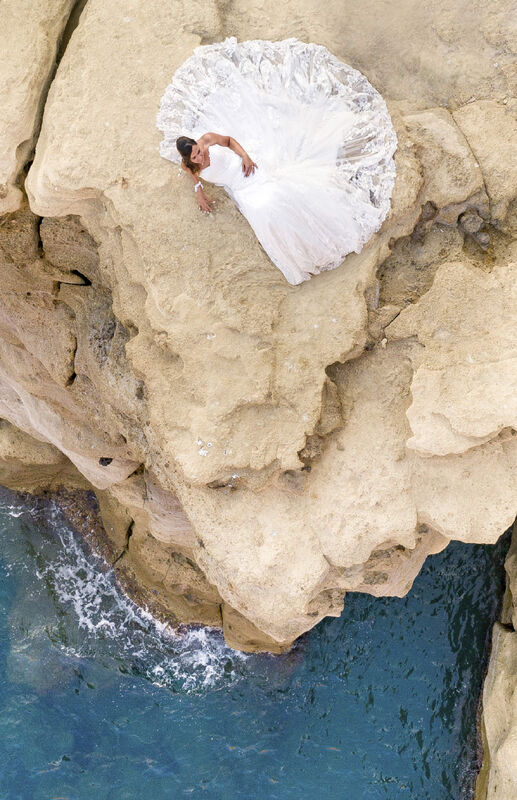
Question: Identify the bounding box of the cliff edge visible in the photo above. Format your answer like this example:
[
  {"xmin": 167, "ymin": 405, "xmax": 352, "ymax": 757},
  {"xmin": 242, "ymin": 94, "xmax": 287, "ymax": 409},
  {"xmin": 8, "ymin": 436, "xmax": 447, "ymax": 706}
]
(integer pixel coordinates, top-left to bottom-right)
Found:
[{"xmin": 1, "ymin": 7, "xmax": 517, "ymax": 782}]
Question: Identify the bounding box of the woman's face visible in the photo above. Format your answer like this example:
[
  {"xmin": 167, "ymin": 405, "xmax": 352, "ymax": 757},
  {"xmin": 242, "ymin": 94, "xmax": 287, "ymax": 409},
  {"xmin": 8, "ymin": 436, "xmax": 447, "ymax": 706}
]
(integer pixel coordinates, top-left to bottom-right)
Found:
[{"xmin": 189, "ymin": 142, "xmax": 204, "ymax": 164}]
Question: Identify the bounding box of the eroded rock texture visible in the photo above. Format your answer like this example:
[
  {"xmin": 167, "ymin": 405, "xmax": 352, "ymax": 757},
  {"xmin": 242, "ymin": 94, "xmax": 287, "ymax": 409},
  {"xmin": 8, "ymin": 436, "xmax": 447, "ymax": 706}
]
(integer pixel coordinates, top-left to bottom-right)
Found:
[
  {"xmin": 0, "ymin": 0, "xmax": 77, "ymax": 214},
  {"xmin": 1, "ymin": 0, "xmax": 517, "ymax": 689},
  {"xmin": 3, "ymin": 2, "xmax": 517, "ymax": 791},
  {"xmin": 476, "ymin": 527, "xmax": 517, "ymax": 800}
]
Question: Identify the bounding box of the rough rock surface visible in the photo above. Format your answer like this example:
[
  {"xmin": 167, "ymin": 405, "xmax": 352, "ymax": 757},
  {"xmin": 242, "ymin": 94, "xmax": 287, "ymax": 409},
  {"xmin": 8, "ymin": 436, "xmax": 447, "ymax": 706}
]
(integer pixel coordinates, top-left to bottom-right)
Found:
[
  {"xmin": 0, "ymin": 0, "xmax": 76, "ymax": 214},
  {"xmin": 2, "ymin": 1, "xmax": 516, "ymax": 791},
  {"xmin": 0, "ymin": 418, "xmax": 89, "ymax": 493},
  {"xmin": 476, "ymin": 527, "xmax": 517, "ymax": 800},
  {"xmin": 387, "ymin": 260, "xmax": 517, "ymax": 459},
  {"xmin": 452, "ymin": 101, "xmax": 517, "ymax": 226},
  {"xmin": 0, "ymin": 0, "xmax": 516, "ymax": 680},
  {"xmin": 2, "ymin": 0, "xmax": 517, "ymax": 785}
]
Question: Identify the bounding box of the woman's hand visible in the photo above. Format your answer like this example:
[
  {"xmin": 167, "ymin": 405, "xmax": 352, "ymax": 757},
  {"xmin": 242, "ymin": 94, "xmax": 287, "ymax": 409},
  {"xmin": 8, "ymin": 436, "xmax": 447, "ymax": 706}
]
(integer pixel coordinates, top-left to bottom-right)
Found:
[
  {"xmin": 241, "ymin": 154, "xmax": 258, "ymax": 177},
  {"xmin": 197, "ymin": 191, "xmax": 214, "ymax": 214}
]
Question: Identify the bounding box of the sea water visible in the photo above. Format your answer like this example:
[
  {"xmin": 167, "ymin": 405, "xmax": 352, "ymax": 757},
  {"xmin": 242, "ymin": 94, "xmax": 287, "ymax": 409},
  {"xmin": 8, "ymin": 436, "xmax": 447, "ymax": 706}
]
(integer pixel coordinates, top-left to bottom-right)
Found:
[{"xmin": 0, "ymin": 486, "xmax": 508, "ymax": 800}]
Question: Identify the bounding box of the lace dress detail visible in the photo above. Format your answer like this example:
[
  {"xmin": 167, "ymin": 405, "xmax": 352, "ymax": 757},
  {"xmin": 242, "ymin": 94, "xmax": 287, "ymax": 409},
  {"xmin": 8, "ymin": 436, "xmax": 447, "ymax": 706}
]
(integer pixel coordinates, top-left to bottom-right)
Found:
[{"xmin": 157, "ymin": 36, "xmax": 397, "ymax": 285}]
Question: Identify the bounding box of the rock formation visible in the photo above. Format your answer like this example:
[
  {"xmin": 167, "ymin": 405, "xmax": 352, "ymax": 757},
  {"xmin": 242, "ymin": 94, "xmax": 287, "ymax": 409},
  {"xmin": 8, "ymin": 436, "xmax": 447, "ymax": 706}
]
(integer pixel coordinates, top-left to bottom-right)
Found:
[
  {"xmin": 1, "ymin": 0, "xmax": 517, "ymax": 788},
  {"xmin": 476, "ymin": 526, "xmax": 517, "ymax": 800}
]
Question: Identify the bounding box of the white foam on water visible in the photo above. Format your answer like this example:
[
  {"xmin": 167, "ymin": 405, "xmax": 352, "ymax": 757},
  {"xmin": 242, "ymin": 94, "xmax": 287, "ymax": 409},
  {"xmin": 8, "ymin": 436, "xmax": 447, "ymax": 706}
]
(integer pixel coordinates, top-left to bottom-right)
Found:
[{"xmin": 2, "ymin": 494, "xmax": 249, "ymax": 692}]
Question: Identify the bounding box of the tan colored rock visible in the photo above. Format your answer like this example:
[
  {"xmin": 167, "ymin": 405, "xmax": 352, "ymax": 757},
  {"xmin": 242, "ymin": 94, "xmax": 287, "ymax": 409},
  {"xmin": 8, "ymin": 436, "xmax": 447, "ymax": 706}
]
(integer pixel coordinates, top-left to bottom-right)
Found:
[
  {"xmin": 119, "ymin": 519, "xmax": 223, "ymax": 627},
  {"xmin": 0, "ymin": 270, "xmax": 77, "ymax": 388},
  {"xmin": 453, "ymin": 101, "xmax": 517, "ymax": 224},
  {"xmin": 227, "ymin": 0, "xmax": 515, "ymax": 110},
  {"xmin": 379, "ymin": 221, "xmax": 465, "ymax": 307},
  {"xmin": 367, "ymin": 304, "xmax": 401, "ymax": 341},
  {"xmin": 107, "ymin": 471, "xmax": 195, "ymax": 550},
  {"xmin": 478, "ymin": 624, "xmax": 517, "ymax": 800},
  {"xmin": 26, "ymin": 0, "xmax": 499, "ymax": 489},
  {"xmin": 0, "ymin": 0, "xmax": 76, "ymax": 214},
  {"xmin": 412, "ymin": 435, "xmax": 517, "ymax": 544},
  {"xmin": 0, "ymin": 204, "xmax": 145, "ymax": 488},
  {"xmin": 222, "ymin": 604, "xmax": 292, "ymax": 654},
  {"xmin": 387, "ymin": 260, "xmax": 517, "ymax": 457},
  {"xmin": 2, "ymin": 8, "xmax": 517, "ymax": 788},
  {"xmin": 0, "ymin": 342, "xmax": 139, "ymax": 490},
  {"xmin": 0, "ymin": 0, "xmax": 516, "ymax": 655},
  {"xmin": 94, "ymin": 479, "xmax": 223, "ymax": 628},
  {"xmin": 403, "ymin": 107, "xmax": 487, "ymax": 220},
  {"xmin": 168, "ymin": 341, "xmax": 517, "ymax": 642},
  {"xmin": 0, "ymin": 418, "xmax": 89, "ymax": 493},
  {"xmin": 27, "ymin": 0, "xmax": 398, "ymax": 486},
  {"xmin": 505, "ymin": 534, "xmax": 517, "ymax": 632}
]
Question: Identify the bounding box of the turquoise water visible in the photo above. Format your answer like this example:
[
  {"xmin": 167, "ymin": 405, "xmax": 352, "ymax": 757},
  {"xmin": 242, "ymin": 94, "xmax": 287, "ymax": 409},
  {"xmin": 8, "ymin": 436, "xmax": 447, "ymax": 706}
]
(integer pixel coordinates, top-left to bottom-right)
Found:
[{"xmin": 0, "ymin": 487, "xmax": 508, "ymax": 800}]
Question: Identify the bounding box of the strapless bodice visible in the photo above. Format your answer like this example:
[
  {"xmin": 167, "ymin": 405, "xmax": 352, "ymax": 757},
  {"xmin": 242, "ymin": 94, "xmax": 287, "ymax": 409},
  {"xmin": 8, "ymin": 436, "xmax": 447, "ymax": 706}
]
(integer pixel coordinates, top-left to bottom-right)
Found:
[{"xmin": 200, "ymin": 144, "xmax": 266, "ymax": 193}]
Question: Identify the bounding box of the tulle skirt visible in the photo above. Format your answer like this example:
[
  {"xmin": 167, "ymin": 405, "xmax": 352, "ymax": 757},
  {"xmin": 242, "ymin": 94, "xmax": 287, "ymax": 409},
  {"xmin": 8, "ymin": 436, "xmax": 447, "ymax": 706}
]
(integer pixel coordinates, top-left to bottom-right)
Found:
[{"xmin": 157, "ymin": 36, "xmax": 397, "ymax": 284}]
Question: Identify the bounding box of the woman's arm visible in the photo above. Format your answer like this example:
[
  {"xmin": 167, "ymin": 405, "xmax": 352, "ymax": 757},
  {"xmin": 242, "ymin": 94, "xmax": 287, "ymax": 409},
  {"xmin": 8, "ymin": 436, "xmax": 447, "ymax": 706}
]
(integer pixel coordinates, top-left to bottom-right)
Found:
[
  {"xmin": 181, "ymin": 162, "xmax": 213, "ymax": 213},
  {"xmin": 200, "ymin": 132, "xmax": 258, "ymax": 176}
]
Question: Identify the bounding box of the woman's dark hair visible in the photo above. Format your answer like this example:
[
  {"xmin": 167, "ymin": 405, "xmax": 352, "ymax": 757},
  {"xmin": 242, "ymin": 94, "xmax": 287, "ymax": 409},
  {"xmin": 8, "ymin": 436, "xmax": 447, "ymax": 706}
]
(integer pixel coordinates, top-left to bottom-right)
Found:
[{"xmin": 176, "ymin": 135, "xmax": 201, "ymax": 174}]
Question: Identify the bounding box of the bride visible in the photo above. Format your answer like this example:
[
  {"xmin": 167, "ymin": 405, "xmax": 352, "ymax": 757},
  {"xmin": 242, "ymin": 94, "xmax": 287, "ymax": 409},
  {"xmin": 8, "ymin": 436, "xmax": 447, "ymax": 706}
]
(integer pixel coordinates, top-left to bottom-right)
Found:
[
  {"xmin": 157, "ymin": 37, "xmax": 397, "ymax": 285},
  {"xmin": 175, "ymin": 132, "xmax": 258, "ymax": 214}
]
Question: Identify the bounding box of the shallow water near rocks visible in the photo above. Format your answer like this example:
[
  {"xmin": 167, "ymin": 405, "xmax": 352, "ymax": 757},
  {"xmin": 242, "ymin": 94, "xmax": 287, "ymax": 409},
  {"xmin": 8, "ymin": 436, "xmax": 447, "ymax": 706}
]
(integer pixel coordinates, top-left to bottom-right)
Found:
[{"xmin": 0, "ymin": 487, "xmax": 509, "ymax": 800}]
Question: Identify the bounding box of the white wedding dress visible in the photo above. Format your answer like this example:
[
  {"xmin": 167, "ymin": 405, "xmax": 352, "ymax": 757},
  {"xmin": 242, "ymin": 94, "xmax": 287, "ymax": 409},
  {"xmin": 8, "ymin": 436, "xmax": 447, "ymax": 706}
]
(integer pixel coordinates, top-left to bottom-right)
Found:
[{"xmin": 157, "ymin": 37, "xmax": 397, "ymax": 285}]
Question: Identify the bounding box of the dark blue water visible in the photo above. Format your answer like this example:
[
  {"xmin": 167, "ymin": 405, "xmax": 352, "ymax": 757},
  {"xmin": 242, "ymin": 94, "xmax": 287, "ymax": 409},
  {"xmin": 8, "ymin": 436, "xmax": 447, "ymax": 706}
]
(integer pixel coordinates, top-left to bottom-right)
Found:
[{"xmin": 0, "ymin": 487, "xmax": 508, "ymax": 800}]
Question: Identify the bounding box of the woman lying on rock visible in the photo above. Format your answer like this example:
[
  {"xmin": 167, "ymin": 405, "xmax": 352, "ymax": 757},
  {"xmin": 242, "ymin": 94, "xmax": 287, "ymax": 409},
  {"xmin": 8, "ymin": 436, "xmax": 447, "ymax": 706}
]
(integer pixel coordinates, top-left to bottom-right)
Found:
[
  {"xmin": 176, "ymin": 132, "xmax": 258, "ymax": 212},
  {"xmin": 157, "ymin": 37, "xmax": 397, "ymax": 285}
]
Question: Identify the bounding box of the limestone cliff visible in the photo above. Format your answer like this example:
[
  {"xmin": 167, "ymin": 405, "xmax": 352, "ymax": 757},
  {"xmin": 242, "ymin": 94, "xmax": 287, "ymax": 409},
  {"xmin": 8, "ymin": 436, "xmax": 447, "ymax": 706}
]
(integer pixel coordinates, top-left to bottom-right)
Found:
[
  {"xmin": 1, "ymin": 0, "xmax": 517, "ymax": 735},
  {"xmin": 476, "ymin": 526, "xmax": 517, "ymax": 800}
]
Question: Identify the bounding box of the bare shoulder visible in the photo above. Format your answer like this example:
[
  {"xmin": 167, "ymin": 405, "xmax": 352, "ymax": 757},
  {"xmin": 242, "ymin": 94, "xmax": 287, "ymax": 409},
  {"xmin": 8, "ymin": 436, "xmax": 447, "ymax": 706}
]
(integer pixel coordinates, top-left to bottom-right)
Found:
[{"xmin": 198, "ymin": 132, "xmax": 230, "ymax": 147}]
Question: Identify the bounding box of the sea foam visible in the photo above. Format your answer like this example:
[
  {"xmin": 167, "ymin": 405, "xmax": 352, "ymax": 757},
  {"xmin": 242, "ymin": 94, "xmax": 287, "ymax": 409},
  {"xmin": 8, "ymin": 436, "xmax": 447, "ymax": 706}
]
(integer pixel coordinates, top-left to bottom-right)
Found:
[{"xmin": 2, "ymin": 493, "xmax": 249, "ymax": 693}]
